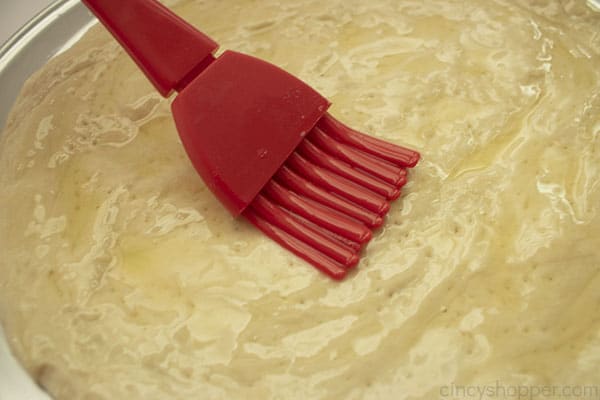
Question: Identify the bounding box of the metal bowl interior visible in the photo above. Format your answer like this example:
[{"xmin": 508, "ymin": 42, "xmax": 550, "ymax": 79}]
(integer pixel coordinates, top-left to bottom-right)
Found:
[
  {"xmin": 0, "ymin": 0, "xmax": 95, "ymax": 128},
  {"xmin": 0, "ymin": 1, "xmax": 95, "ymax": 398}
]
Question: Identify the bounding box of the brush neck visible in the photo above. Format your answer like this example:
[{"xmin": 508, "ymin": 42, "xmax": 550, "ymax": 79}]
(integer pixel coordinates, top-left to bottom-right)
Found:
[{"xmin": 82, "ymin": 0, "xmax": 218, "ymax": 97}]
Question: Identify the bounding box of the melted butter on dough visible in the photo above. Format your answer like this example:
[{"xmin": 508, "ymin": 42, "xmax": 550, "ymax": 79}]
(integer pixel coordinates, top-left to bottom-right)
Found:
[{"xmin": 1, "ymin": 0, "xmax": 600, "ymax": 399}]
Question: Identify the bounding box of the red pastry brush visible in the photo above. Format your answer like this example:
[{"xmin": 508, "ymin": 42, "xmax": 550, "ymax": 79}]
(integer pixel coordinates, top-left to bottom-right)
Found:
[{"xmin": 82, "ymin": 0, "xmax": 420, "ymax": 280}]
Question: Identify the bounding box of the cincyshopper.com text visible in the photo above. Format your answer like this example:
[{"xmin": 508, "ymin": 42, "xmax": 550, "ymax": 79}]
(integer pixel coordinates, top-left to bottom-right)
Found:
[{"xmin": 440, "ymin": 382, "xmax": 599, "ymax": 399}]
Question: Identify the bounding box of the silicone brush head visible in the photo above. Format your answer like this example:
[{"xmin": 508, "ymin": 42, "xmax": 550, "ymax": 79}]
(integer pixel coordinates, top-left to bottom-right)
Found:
[
  {"xmin": 172, "ymin": 53, "xmax": 420, "ymax": 280},
  {"xmin": 244, "ymin": 114, "xmax": 419, "ymax": 280},
  {"xmin": 83, "ymin": 0, "xmax": 420, "ymax": 280}
]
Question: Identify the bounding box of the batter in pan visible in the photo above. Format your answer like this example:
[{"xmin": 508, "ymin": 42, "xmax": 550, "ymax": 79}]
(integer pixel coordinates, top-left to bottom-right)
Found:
[{"xmin": 1, "ymin": 0, "xmax": 599, "ymax": 399}]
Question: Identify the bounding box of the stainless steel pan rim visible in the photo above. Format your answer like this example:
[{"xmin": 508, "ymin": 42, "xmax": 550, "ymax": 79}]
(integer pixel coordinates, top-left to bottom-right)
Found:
[{"xmin": 0, "ymin": 0, "xmax": 95, "ymax": 129}]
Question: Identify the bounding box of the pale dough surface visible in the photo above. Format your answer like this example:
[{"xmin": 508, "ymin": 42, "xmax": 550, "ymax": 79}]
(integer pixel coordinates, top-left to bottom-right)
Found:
[{"xmin": 1, "ymin": 0, "xmax": 600, "ymax": 399}]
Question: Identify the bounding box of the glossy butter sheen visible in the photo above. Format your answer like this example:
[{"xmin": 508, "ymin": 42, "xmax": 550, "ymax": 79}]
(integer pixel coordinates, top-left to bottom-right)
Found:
[{"xmin": 0, "ymin": 0, "xmax": 599, "ymax": 399}]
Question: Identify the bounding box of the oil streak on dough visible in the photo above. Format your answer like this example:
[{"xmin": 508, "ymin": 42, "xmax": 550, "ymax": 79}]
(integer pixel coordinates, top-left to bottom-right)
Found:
[{"xmin": 1, "ymin": 0, "xmax": 600, "ymax": 399}]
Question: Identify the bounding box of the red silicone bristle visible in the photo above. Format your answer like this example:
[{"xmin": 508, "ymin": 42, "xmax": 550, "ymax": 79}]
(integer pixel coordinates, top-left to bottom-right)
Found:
[
  {"xmin": 309, "ymin": 127, "xmax": 406, "ymax": 186},
  {"xmin": 263, "ymin": 181, "xmax": 372, "ymax": 244},
  {"xmin": 286, "ymin": 153, "xmax": 390, "ymax": 215},
  {"xmin": 297, "ymin": 140, "xmax": 403, "ymax": 199},
  {"xmin": 318, "ymin": 114, "xmax": 420, "ymax": 168},
  {"xmin": 275, "ymin": 166, "xmax": 385, "ymax": 228},
  {"xmin": 244, "ymin": 113, "xmax": 420, "ymax": 280},
  {"xmin": 244, "ymin": 209, "xmax": 350, "ymax": 280},
  {"xmin": 250, "ymin": 195, "xmax": 360, "ymax": 266}
]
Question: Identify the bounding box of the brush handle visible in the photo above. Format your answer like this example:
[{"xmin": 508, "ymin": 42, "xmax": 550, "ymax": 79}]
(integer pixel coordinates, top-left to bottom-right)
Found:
[{"xmin": 82, "ymin": 0, "xmax": 218, "ymax": 97}]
